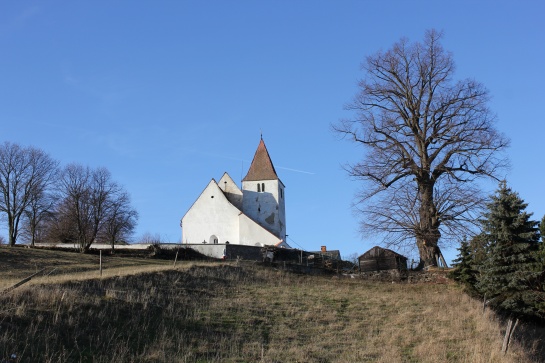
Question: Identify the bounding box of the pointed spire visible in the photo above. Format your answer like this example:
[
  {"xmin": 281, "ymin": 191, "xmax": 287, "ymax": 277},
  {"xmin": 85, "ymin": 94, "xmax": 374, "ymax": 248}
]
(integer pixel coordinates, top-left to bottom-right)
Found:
[{"xmin": 243, "ymin": 138, "xmax": 279, "ymax": 181}]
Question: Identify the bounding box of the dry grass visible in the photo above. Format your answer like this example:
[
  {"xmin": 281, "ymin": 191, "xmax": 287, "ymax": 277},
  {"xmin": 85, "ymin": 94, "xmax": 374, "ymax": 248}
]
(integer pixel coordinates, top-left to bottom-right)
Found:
[
  {"xmin": 0, "ymin": 254, "xmax": 541, "ymax": 362},
  {"xmin": 0, "ymin": 246, "xmax": 174, "ymax": 289}
]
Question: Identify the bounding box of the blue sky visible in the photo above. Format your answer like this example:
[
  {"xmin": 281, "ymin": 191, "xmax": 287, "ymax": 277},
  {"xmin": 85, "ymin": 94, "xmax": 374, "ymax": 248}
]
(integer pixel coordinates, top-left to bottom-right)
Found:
[{"xmin": 1, "ymin": 1, "xmax": 544, "ymax": 264}]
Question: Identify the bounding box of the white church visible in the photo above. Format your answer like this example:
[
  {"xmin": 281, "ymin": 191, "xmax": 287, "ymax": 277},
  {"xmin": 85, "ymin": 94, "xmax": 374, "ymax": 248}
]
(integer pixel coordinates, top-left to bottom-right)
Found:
[{"xmin": 181, "ymin": 138, "xmax": 291, "ymax": 258}]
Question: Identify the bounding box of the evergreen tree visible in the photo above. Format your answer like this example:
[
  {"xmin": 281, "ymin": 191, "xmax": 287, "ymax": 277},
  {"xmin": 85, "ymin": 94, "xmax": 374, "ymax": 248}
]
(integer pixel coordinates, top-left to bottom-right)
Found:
[
  {"xmin": 450, "ymin": 237, "xmax": 478, "ymax": 293},
  {"xmin": 476, "ymin": 182, "xmax": 542, "ymax": 320},
  {"xmin": 537, "ymin": 215, "xmax": 545, "ymax": 284},
  {"xmin": 539, "ymin": 216, "xmax": 545, "ymax": 242}
]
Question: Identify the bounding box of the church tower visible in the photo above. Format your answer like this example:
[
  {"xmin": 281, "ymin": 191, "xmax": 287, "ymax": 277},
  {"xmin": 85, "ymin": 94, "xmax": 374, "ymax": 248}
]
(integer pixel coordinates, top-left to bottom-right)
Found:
[{"xmin": 242, "ymin": 138, "xmax": 286, "ymax": 242}]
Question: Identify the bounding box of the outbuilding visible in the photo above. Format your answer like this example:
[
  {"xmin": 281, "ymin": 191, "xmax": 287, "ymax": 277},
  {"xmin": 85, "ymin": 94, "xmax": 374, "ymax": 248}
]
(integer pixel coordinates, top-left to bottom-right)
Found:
[{"xmin": 358, "ymin": 246, "xmax": 408, "ymax": 272}]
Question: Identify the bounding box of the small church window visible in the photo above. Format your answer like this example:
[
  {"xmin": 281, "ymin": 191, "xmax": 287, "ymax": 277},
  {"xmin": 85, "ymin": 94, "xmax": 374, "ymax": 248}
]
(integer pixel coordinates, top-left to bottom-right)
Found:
[
  {"xmin": 262, "ymin": 183, "xmax": 265, "ymax": 192},
  {"xmin": 280, "ymin": 188, "xmax": 283, "ymax": 198},
  {"xmin": 257, "ymin": 183, "xmax": 261, "ymax": 192}
]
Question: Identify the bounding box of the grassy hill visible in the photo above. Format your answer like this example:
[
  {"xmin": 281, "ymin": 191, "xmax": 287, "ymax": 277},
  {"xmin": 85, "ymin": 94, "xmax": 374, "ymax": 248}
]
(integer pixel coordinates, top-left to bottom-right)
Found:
[{"xmin": 0, "ymin": 247, "xmax": 541, "ymax": 362}]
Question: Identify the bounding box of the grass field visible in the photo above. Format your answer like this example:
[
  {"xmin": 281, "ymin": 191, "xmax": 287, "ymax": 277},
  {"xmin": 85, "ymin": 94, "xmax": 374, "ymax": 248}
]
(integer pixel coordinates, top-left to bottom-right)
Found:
[
  {"xmin": 0, "ymin": 246, "xmax": 175, "ymax": 290},
  {"xmin": 0, "ymin": 246, "xmax": 541, "ymax": 362}
]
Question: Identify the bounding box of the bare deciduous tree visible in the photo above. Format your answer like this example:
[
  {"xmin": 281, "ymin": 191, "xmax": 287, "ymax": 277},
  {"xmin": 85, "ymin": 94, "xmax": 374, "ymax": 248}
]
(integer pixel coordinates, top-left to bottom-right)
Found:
[
  {"xmin": 52, "ymin": 164, "xmax": 136, "ymax": 253},
  {"xmin": 0, "ymin": 142, "xmax": 58, "ymax": 246},
  {"xmin": 102, "ymin": 190, "xmax": 138, "ymax": 252},
  {"xmin": 333, "ymin": 30, "xmax": 509, "ymax": 268},
  {"xmin": 22, "ymin": 185, "xmax": 57, "ymax": 247}
]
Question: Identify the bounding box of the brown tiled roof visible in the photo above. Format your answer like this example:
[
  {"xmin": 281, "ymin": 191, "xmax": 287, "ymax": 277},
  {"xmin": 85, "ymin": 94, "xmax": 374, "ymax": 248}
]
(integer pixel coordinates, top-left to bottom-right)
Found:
[{"xmin": 243, "ymin": 139, "xmax": 279, "ymax": 181}]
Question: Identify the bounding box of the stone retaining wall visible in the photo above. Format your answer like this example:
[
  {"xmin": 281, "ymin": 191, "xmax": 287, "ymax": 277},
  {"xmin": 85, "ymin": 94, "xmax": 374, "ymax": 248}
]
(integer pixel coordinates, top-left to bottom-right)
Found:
[{"xmin": 356, "ymin": 268, "xmax": 452, "ymax": 284}]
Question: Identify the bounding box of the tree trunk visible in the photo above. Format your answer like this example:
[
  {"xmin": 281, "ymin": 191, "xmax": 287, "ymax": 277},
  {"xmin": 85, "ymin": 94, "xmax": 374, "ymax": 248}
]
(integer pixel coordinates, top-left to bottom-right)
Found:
[
  {"xmin": 416, "ymin": 238, "xmax": 442, "ymax": 269},
  {"xmin": 416, "ymin": 179, "xmax": 442, "ymax": 269},
  {"xmin": 30, "ymin": 222, "xmax": 36, "ymax": 248},
  {"xmin": 502, "ymin": 318, "xmax": 519, "ymax": 354},
  {"xmin": 8, "ymin": 215, "xmax": 16, "ymax": 247},
  {"xmin": 111, "ymin": 237, "xmax": 115, "ymax": 254}
]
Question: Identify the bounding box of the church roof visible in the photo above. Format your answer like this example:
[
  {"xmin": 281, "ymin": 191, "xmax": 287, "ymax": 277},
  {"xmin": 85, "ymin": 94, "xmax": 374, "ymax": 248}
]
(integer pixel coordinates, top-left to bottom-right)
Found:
[{"xmin": 243, "ymin": 138, "xmax": 279, "ymax": 181}]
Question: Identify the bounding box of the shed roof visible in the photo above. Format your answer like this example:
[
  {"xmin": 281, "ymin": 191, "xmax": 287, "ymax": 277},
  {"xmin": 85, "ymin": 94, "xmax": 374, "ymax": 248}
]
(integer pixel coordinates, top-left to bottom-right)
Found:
[
  {"xmin": 358, "ymin": 246, "xmax": 407, "ymax": 260},
  {"xmin": 242, "ymin": 138, "xmax": 279, "ymax": 181}
]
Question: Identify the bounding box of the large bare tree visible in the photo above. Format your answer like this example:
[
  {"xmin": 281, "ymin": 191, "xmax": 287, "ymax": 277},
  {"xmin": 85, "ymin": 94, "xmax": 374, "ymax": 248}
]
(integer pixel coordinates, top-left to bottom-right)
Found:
[
  {"xmin": 54, "ymin": 164, "xmax": 114, "ymax": 252},
  {"xmin": 334, "ymin": 30, "xmax": 509, "ymax": 268},
  {"xmin": 0, "ymin": 142, "xmax": 58, "ymax": 246}
]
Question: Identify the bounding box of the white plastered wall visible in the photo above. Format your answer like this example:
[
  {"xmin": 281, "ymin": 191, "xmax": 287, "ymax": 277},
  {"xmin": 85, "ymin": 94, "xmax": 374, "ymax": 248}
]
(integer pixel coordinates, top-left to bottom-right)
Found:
[
  {"xmin": 238, "ymin": 212, "xmax": 282, "ymax": 246},
  {"xmin": 241, "ymin": 179, "xmax": 286, "ymax": 240},
  {"xmin": 182, "ymin": 178, "xmax": 284, "ymax": 248},
  {"xmin": 182, "ymin": 180, "xmax": 240, "ymax": 245}
]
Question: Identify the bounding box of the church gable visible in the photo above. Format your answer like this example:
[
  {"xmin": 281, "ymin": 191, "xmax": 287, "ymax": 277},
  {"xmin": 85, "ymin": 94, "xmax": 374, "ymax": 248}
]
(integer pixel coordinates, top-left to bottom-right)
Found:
[
  {"xmin": 182, "ymin": 179, "xmax": 241, "ymax": 245},
  {"xmin": 218, "ymin": 172, "xmax": 243, "ymax": 210},
  {"xmin": 183, "ymin": 179, "xmax": 215, "ymax": 217}
]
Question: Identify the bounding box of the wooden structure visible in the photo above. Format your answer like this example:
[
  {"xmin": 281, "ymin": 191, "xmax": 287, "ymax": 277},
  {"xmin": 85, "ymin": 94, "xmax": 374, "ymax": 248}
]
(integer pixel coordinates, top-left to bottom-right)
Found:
[
  {"xmin": 309, "ymin": 245, "xmax": 341, "ymax": 261},
  {"xmin": 358, "ymin": 246, "xmax": 407, "ymax": 272}
]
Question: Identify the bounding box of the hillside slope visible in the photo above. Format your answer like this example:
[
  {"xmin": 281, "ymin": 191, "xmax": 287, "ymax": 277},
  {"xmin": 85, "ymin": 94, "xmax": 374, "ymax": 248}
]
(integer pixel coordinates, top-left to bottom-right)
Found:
[{"xmin": 0, "ymin": 255, "xmax": 539, "ymax": 362}]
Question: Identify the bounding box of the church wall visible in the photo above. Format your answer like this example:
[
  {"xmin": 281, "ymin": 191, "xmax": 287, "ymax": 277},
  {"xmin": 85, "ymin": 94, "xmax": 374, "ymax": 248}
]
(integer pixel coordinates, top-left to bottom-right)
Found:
[
  {"xmin": 241, "ymin": 179, "xmax": 286, "ymax": 240},
  {"xmin": 238, "ymin": 213, "xmax": 282, "ymax": 246},
  {"xmin": 277, "ymin": 182, "xmax": 286, "ymax": 238},
  {"xmin": 182, "ymin": 181, "xmax": 240, "ymax": 245}
]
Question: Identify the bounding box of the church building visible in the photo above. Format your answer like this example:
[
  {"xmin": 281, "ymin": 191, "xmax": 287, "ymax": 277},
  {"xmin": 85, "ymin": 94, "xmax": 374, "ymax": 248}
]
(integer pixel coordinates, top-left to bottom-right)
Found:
[{"xmin": 181, "ymin": 138, "xmax": 290, "ymax": 257}]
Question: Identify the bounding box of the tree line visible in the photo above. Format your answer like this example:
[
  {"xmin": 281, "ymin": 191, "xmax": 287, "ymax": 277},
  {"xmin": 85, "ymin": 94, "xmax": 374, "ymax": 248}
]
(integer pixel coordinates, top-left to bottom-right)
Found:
[
  {"xmin": 450, "ymin": 182, "xmax": 544, "ymax": 348},
  {"xmin": 0, "ymin": 141, "xmax": 138, "ymax": 252}
]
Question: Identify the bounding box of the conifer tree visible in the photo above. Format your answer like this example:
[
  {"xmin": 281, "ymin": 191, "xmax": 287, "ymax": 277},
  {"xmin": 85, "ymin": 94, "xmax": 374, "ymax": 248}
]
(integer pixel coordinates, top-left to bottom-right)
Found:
[
  {"xmin": 450, "ymin": 238, "xmax": 478, "ymax": 293},
  {"xmin": 537, "ymin": 215, "xmax": 545, "ymax": 276},
  {"xmin": 476, "ymin": 182, "xmax": 542, "ymax": 320},
  {"xmin": 540, "ymin": 215, "xmax": 545, "ymax": 241}
]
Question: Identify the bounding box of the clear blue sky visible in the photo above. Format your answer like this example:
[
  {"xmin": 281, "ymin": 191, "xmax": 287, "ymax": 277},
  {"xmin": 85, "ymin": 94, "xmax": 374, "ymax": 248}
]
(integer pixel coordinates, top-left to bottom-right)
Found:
[{"xmin": 1, "ymin": 1, "xmax": 544, "ymax": 264}]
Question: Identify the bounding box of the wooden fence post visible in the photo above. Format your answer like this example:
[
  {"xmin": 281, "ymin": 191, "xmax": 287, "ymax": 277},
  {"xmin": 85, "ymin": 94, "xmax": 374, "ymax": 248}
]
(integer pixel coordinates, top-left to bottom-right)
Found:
[
  {"xmin": 173, "ymin": 250, "xmax": 179, "ymax": 267},
  {"xmin": 1, "ymin": 269, "xmax": 46, "ymax": 294},
  {"xmin": 501, "ymin": 318, "xmax": 519, "ymax": 354}
]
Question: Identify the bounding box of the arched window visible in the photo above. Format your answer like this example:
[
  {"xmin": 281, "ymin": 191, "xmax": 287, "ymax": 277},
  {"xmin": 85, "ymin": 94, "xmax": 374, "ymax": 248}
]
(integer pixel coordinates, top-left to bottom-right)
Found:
[
  {"xmin": 257, "ymin": 183, "xmax": 261, "ymax": 192},
  {"xmin": 262, "ymin": 183, "xmax": 265, "ymax": 192}
]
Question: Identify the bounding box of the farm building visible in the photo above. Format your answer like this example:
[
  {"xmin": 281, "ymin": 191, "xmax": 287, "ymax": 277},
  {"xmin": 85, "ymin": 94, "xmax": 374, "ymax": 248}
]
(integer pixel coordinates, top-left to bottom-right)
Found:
[{"xmin": 358, "ymin": 246, "xmax": 408, "ymax": 272}]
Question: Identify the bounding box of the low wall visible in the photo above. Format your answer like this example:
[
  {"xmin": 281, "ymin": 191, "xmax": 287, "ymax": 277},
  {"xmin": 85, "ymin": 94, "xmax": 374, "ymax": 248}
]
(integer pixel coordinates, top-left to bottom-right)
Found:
[
  {"xmin": 33, "ymin": 243, "xmax": 181, "ymax": 251},
  {"xmin": 186, "ymin": 244, "xmax": 227, "ymax": 259}
]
